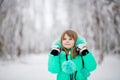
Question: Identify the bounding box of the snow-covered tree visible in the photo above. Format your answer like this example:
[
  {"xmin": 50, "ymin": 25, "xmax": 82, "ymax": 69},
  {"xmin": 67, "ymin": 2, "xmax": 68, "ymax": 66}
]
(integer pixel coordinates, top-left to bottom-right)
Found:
[{"xmin": 0, "ymin": 0, "xmax": 120, "ymax": 61}]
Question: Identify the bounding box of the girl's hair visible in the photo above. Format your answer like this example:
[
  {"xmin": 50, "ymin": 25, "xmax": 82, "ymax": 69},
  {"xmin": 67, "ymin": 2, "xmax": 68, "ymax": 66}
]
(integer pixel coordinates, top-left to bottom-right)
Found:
[{"xmin": 60, "ymin": 29, "xmax": 78, "ymax": 58}]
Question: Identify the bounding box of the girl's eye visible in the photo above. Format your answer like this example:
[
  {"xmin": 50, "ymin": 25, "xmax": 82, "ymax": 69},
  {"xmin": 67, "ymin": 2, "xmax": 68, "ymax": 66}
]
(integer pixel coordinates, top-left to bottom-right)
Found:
[{"xmin": 69, "ymin": 38, "xmax": 73, "ymax": 40}]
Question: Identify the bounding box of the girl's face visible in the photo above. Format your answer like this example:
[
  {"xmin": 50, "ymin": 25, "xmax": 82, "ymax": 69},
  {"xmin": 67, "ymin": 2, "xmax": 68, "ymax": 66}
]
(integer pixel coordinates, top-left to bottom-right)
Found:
[{"xmin": 62, "ymin": 34, "xmax": 75, "ymax": 49}]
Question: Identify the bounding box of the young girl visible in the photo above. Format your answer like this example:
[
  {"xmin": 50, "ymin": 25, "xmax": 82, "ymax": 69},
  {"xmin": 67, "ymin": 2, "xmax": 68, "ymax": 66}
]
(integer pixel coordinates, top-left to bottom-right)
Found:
[{"xmin": 48, "ymin": 29, "xmax": 97, "ymax": 80}]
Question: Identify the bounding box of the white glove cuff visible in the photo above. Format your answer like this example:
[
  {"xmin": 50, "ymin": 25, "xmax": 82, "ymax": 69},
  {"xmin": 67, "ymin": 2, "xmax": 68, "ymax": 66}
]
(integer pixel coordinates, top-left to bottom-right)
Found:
[
  {"xmin": 80, "ymin": 47, "xmax": 87, "ymax": 53},
  {"xmin": 51, "ymin": 45, "xmax": 61, "ymax": 52},
  {"xmin": 77, "ymin": 44, "xmax": 86, "ymax": 49}
]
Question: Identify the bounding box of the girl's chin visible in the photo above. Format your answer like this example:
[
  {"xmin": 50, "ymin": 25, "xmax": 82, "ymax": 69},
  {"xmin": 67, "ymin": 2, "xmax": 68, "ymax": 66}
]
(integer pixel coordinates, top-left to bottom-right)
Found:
[
  {"xmin": 65, "ymin": 47, "xmax": 73, "ymax": 50},
  {"xmin": 65, "ymin": 47, "xmax": 71, "ymax": 49}
]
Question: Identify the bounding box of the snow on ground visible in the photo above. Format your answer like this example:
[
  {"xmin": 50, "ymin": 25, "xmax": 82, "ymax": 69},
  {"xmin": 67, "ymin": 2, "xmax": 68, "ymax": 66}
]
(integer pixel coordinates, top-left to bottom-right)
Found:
[
  {"xmin": 0, "ymin": 53, "xmax": 120, "ymax": 80},
  {"xmin": 89, "ymin": 54, "xmax": 120, "ymax": 80}
]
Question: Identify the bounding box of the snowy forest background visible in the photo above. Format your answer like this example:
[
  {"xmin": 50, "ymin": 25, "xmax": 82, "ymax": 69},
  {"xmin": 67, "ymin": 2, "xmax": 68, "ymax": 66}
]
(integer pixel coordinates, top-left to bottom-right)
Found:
[{"xmin": 0, "ymin": 0, "xmax": 120, "ymax": 80}]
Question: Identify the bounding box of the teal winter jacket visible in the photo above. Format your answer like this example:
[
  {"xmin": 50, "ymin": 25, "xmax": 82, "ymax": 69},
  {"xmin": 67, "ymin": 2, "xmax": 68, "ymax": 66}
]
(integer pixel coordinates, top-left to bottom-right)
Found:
[{"xmin": 48, "ymin": 36, "xmax": 97, "ymax": 80}]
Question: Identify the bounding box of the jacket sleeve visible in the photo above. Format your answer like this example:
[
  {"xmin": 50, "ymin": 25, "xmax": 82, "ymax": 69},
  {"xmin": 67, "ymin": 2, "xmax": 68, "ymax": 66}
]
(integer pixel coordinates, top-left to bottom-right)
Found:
[
  {"xmin": 48, "ymin": 54, "xmax": 60, "ymax": 73},
  {"xmin": 82, "ymin": 51, "xmax": 97, "ymax": 72}
]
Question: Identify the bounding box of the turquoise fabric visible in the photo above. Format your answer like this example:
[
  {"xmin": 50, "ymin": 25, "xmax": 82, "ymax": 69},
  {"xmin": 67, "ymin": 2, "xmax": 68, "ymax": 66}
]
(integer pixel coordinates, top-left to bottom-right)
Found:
[
  {"xmin": 76, "ymin": 36, "xmax": 87, "ymax": 45},
  {"xmin": 48, "ymin": 51, "xmax": 97, "ymax": 80},
  {"xmin": 48, "ymin": 55, "xmax": 60, "ymax": 73},
  {"xmin": 48, "ymin": 37, "xmax": 97, "ymax": 80},
  {"xmin": 61, "ymin": 51, "xmax": 76, "ymax": 74},
  {"xmin": 82, "ymin": 51, "xmax": 97, "ymax": 71}
]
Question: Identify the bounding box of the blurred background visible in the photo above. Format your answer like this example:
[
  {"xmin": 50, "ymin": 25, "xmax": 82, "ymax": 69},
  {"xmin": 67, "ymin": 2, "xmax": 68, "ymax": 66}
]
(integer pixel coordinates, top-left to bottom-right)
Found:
[{"xmin": 0, "ymin": 0, "xmax": 120, "ymax": 80}]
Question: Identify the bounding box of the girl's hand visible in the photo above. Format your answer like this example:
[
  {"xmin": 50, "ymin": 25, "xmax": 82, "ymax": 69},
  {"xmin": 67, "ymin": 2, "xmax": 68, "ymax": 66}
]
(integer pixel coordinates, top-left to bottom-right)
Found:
[
  {"xmin": 50, "ymin": 47, "xmax": 61, "ymax": 56},
  {"xmin": 77, "ymin": 44, "xmax": 89, "ymax": 56}
]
